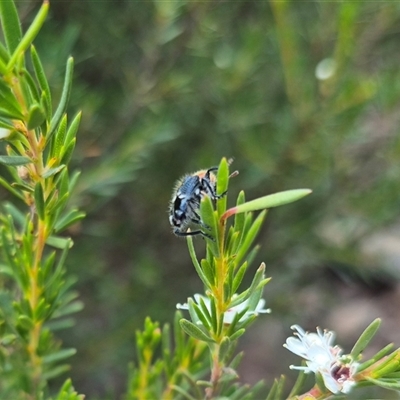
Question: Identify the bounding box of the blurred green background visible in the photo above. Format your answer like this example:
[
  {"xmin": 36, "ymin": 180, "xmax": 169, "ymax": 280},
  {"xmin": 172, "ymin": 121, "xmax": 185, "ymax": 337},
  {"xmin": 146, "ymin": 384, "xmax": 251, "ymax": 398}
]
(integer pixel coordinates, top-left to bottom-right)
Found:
[{"xmin": 14, "ymin": 0, "xmax": 400, "ymax": 398}]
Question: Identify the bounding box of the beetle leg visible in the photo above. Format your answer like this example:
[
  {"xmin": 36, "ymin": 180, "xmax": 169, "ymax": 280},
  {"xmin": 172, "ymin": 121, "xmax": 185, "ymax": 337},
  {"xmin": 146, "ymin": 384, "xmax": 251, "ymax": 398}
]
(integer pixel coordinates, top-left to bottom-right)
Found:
[{"xmin": 173, "ymin": 228, "xmax": 215, "ymax": 241}]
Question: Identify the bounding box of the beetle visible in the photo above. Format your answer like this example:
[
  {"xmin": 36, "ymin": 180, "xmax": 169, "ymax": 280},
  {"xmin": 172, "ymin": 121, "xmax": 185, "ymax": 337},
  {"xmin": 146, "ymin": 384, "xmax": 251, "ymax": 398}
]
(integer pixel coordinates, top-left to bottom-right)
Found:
[{"xmin": 169, "ymin": 166, "xmax": 226, "ymax": 239}]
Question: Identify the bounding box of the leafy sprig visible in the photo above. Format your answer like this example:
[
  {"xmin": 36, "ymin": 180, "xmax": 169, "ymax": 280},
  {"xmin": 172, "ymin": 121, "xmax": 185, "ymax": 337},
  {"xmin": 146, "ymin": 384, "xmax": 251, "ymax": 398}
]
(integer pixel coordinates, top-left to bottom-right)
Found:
[{"xmin": 0, "ymin": 1, "xmax": 84, "ymax": 398}]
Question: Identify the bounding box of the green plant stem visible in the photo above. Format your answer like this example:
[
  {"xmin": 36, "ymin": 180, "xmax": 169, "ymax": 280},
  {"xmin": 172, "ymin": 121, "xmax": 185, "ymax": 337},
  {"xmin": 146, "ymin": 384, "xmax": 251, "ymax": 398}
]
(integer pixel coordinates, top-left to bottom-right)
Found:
[
  {"xmin": 206, "ymin": 218, "xmax": 229, "ymax": 398},
  {"xmin": 135, "ymin": 348, "xmax": 152, "ymax": 400},
  {"xmin": 215, "ymin": 256, "xmax": 225, "ymax": 334},
  {"xmin": 6, "ymin": 16, "xmax": 47, "ymax": 395},
  {"xmin": 215, "ymin": 217, "xmax": 228, "ymax": 335},
  {"xmin": 27, "ymin": 218, "xmax": 47, "ymax": 395},
  {"xmin": 205, "ymin": 347, "xmax": 222, "ymax": 400}
]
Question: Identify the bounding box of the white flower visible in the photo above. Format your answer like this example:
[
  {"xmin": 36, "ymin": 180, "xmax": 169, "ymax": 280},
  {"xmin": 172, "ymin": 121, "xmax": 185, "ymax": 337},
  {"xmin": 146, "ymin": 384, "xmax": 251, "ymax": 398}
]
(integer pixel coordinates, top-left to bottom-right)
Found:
[
  {"xmin": 176, "ymin": 294, "xmax": 270, "ymax": 325},
  {"xmin": 321, "ymin": 361, "xmax": 358, "ymax": 394},
  {"xmin": 284, "ymin": 325, "xmax": 358, "ymax": 394}
]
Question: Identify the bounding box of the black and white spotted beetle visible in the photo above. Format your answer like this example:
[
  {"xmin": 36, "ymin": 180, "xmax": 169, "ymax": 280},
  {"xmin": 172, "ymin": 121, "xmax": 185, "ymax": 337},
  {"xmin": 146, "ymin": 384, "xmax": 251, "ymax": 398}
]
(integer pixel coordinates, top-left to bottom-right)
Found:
[{"xmin": 169, "ymin": 166, "xmax": 226, "ymax": 239}]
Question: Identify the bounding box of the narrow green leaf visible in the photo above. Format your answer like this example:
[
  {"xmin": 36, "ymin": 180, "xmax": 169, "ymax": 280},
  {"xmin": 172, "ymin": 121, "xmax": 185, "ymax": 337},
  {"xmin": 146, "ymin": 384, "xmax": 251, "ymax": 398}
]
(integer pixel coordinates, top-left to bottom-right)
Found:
[
  {"xmin": 162, "ymin": 323, "xmax": 171, "ymax": 366},
  {"xmin": 0, "ymin": 42, "xmax": 9, "ymax": 63},
  {"xmin": 216, "ymin": 157, "xmax": 229, "ymax": 217},
  {"xmin": 3, "ymin": 201, "xmax": 25, "ymax": 226},
  {"xmin": 196, "ymin": 380, "xmax": 213, "ymax": 388},
  {"xmin": 199, "ymin": 196, "xmax": 219, "ymax": 256},
  {"xmin": 230, "ymin": 190, "xmax": 246, "ymax": 248},
  {"xmin": 357, "ymin": 343, "xmax": 394, "ymax": 372},
  {"xmin": 186, "ymin": 236, "xmax": 212, "ymax": 290},
  {"xmin": 5, "ymin": 131, "xmax": 29, "ymax": 147},
  {"xmin": 0, "ymin": 0, "xmax": 22, "ymax": 53},
  {"xmin": 21, "ymin": 68, "xmax": 40, "ymax": 103},
  {"xmin": 232, "ymin": 261, "xmax": 248, "ymax": 293},
  {"xmin": 229, "ymin": 328, "xmax": 245, "ymax": 341},
  {"xmin": 55, "ymin": 300, "xmax": 84, "ymax": 317},
  {"xmin": 46, "ymin": 190, "xmax": 68, "ymax": 216},
  {"xmin": 190, "ymin": 300, "xmax": 211, "ymax": 330},
  {"xmin": 45, "ymin": 239, "xmax": 70, "ymax": 292},
  {"xmin": 46, "ymin": 236, "xmax": 73, "ymax": 249},
  {"xmin": 45, "ymin": 318, "xmax": 75, "ymax": 331},
  {"xmin": 54, "ymin": 209, "xmax": 85, "ymax": 233},
  {"xmin": 226, "ymin": 229, "xmax": 240, "ymax": 257},
  {"xmin": 247, "ymin": 286, "xmax": 263, "ymax": 311},
  {"xmin": 0, "ymin": 78, "xmax": 24, "ymax": 118},
  {"xmin": 42, "ymin": 164, "xmax": 66, "ymax": 179},
  {"xmin": 266, "ymin": 376, "xmax": 286, "ymax": 400},
  {"xmin": 6, "ymin": 1, "xmax": 49, "ymax": 70},
  {"xmin": 218, "ymin": 368, "xmax": 238, "ymax": 384},
  {"xmin": 48, "ymin": 57, "xmax": 74, "ymax": 140},
  {"xmin": 373, "ymin": 350, "xmax": 400, "ymax": 376},
  {"xmin": 39, "ymin": 251, "xmax": 56, "ymax": 286},
  {"xmin": 53, "ymin": 114, "xmax": 67, "ymax": 158},
  {"xmin": 17, "ymin": 315, "xmax": 34, "ymax": 330},
  {"xmin": 42, "ymin": 364, "xmax": 71, "ymax": 381},
  {"xmin": 0, "ymin": 117, "xmax": 14, "ymax": 130},
  {"xmin": 54, "ymin": 379, "xmax": 84, "ymax": 400},
  {"xmin": 229, "ymin": 351, "xmax": 243, "ymax": 370},
  {"xmin": 68, "ymin": 169, "xmax": 81, "ymax": 193},
  {"xmin": 1, "ymin": 333, "xmax": 16, "ymax": 345},
  {"xmin": 365, "ymin": 376, "xmax": 400, "ymax": 390},
  {"xmin": 40, "ymin": 90, "xmax": 51, "ymax": 126},
  {"xmin": 34, "ymin": 182, "xmax": 45, "ymax": 220},
  {"xmin": 0, "ymin": 176, "xmax": 25, "ymax": 200},
  {"xmin": 198, "ymin": 295, "xmax": 212, "ymax": 323},
  {"xmin": 34, "ymin": 298, "xmax": 50, "ymax": 322},
  {"xmin": 0, "ymin": 106, "xmax": 23, "ymax": 120},
  {"xmin": 0, "ymin": 56, "xmax": 7, "ymax": 75},
  {"xmin": 60, "ymin": 138, "xmax": 76, "ymax": 165},
  {"xmin": 234, "ymin": 313, "xmax": 258, "ymax": 332},
  {"xmin": 169, "ymin": 385, "xmax": 198, "ymax": 400},
  {"xmin": 200, "ymin": 258, "xmax": 214, "ymax": 287},
  {"xmin": 210, "ymin": 295, "xmax": 218, "ymax": 334},
  {"xmin": 225, "ymin": 267, "xmax": 234, "ymax": 300},
  {"xmin": 228, "ymin": 289, "xmax": 250, "ymax": 309},
  {"xmin": 351, "ymin": 318, "xmax": 381, "ymax": 359},
  {"xmin": 174, "ymin": 311, "xmax": 184, "ymax": 356},
  {"xmin": 245, "ymin": 244, "xmax": 260, "ymax": 269},
  {"xmin": 42, "ymin": 348, "xmax": 76, "ymax": 364},
  {"xmin": 27, "ymin": 103, "xmax": 46, "ymax": 129},
  {"xmin": 1, "ymin": 227, "xmax": 18, "ymax": 273},
  {"xmin": 222, "ymin": 189, "xmax": 312, "ymax": 219},
  {"xmin": 179, "ymin": 319, "xmax": 215, "ymax": 343},
  {"xmin": 225, "ymin": 305, "xmax": 250, "ymax": 337},
  {"xmin": 247, "ymin": 263, "xmax": 266, "ymax": 298},
  {"xmin": 56, "ymin": 167, "xmax": 69, "ymax": 199},
  {"xmin": 14, "ymin": 299, "xmax": 33, "ymax": 318},
  {"xmin": 235, "ymin": 211, "xmax": 266, "ymax": 268},
  {"xmin": 65, "ymin": 111, "xmax": 82, "ymax": 146},
  {"xmin": 0, "ymin": 155, "xmax": 30, "ymax": 166},
  {"xmin": 218, "ymin": 336, "xmax": 232, "ymax": 362},
  {"xmin": 31, "ymin": 45, "xmax": 52, "ymax": 115}
]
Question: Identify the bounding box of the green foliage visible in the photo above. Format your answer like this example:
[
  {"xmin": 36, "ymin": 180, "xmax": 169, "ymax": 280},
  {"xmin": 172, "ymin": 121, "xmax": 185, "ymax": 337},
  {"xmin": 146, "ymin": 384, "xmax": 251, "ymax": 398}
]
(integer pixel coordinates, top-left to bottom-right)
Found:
[
  {"xmin": 125, "ymin": 159, "xmax": 400, "ymax": 399},
  {"xmin": 125, "ymin": 313, "xmax": 208, "ymax": 400},
  {"xmin": 170, "ymin": 158, "xmax": 310, "ymax": 399},
  {"xmin": 351, "ymin": 319, "xmax": 381, "ymax": 360},
  {"xmin": 0, "ymin": 1, "xmax": 84, "ymax": 398},
  {"xmin": 1, "ymin": 1, "xmax": 400, "ymax": 398},
  {"xmin": 52, "ymin": 379, "xmax": 84, "ymax": 400},
  {"xmin": 27, "ymin": 2, "xmax": 400, "ymax": 394}
]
